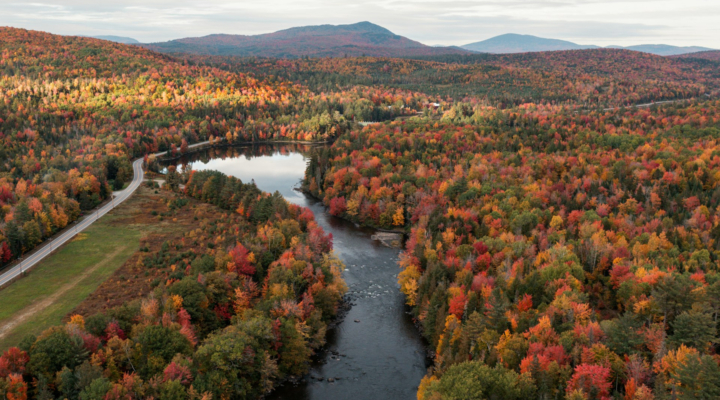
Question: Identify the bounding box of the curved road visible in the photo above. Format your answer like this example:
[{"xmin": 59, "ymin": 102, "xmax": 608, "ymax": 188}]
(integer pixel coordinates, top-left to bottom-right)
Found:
[{"xmin": 0, "ymin": 141, "xmax": 209, "ymax": 289}]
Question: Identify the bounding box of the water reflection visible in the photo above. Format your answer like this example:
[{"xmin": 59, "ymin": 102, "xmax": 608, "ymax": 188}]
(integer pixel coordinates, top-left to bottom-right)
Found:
[
  {"xmin": 171, "ymin": 145, "xmax": 312, "ymax": 205},
  {"xmin": 165, "ymin": 145, "xmax": 430, "ymax": 400}
]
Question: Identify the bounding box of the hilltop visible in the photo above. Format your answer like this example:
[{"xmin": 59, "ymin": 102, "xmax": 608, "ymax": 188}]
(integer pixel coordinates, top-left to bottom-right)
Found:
[
  {"xmin": 671, "ymin": 50, "xmax": 720, "ymax": 62},
  {"xmin": 0, "ymin": 27, "xmax": 172, "ymax": 78},
  {"xmin": 142, "ymin": 21, "xmax": 468, "ymax": 58}
]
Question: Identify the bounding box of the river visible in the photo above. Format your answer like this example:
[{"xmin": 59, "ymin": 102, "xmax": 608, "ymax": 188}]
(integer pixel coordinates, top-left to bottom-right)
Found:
[{"xmin": 167, "ymin": 145, "xmax": 430, "ymax": 400}]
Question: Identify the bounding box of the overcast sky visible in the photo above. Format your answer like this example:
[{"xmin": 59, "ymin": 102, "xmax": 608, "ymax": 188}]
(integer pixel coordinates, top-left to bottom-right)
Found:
[{"xmin": 1, "ymin": 0, "xmax": 718, "ymax": 48}]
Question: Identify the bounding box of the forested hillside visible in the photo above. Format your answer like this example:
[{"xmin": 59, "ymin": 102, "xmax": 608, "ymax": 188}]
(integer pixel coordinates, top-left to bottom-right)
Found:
[
  {"xmin": 4, "ymin": 25, "xmax": 720, "ymax": 400},
  {"xmin": 198, "ymin": 50, "xmax": 720, "ymax": 107},
  {"xmin": 306, "ymin": 100, "xmax": 720, "ymax": 399},
  {"xmin": 672, "ymin": 50, "xmax": 720, "ymax": 62}
]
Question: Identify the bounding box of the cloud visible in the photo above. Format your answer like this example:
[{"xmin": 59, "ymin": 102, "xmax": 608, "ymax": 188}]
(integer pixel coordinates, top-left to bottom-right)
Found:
[{"xmin": 0, "ymin": 0, "xmax": 717, "ymax": 48}]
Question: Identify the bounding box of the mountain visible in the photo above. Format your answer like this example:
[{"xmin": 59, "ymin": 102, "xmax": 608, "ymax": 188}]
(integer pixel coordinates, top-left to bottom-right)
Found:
[
  {"xmin": 462, "ymin": 34, "xmax": 598, "ymax": 54},
  {"xmin": 142, "ymin": 21, "xmax": 468, "ymax": 58},
  {"xmin": 607, "ymin": 44, "xmax": 714, "ymax": 56},
  {"xmin": 90, "ymin": 35, "xmax": 139, "ymax": 44},
  {"xmin": 462, "ymin": 34, "xmax": 714, "ymax": 56},
  {"xmin": 670, "ymin": 50, "xmax": 720, "ymax": 62},
  {"xmin": 142, "ymin": 24, "xmax": 713, "ymax": 58}
]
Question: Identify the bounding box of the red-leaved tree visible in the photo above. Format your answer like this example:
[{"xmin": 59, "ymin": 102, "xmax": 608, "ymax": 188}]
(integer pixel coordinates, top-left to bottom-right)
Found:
[
  {"xmin": 230, "ymin": 242, "xmax": 256, "ymax": 276},
  {"xmin": 566, "ymin": 363, "xmax": 611, "ymax": 400}
]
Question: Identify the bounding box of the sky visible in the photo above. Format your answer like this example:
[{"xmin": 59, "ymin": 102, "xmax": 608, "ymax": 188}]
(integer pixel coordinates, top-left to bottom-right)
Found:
[{"xmin": 1, "ymin": 0, "xmax": 718, "ymax": 48}]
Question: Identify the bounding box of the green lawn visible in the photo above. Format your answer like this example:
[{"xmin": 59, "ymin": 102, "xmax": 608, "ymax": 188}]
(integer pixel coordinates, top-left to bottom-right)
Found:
[{"xmin": 0, "ymin": 214, "xmax": 142, "ymax": 350}]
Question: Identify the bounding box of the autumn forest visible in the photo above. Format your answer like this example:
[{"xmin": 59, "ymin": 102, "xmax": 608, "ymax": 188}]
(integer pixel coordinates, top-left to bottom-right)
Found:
[{"xmin": 1, "ymin": 25, "xmax": 720, "ymax": 400}]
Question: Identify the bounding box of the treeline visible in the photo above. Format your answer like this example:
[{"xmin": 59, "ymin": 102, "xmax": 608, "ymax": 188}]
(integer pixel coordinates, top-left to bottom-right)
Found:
[
  {"xmin": 194, "ymin": 50, "xmax": 720, "ymax": 107},
  {"xmin": 0, "ymin": 169, "xmax": 346, "ymax": 399},
  {"xmin": 306, "ymin": 100, "xmax": 720, "ymax": 399}
]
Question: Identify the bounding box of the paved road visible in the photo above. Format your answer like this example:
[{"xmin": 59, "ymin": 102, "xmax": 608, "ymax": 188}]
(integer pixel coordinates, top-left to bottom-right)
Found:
[
  {"xmin": 0, "ymin": 141, "xmax": 210, "ymax": 289},
  {"xmin": 598, "ymin": 93, "xmax": 713, "ymax": 112},
  {"xmin": 602, "ymin": 98, "xmax": 687, "ymax": 111}
]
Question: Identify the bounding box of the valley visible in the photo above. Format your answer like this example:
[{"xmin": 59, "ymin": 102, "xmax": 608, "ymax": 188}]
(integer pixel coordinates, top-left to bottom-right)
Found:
[{"xmin": 1, "ymin": 23, "xmax": 720, "ymax": 400}]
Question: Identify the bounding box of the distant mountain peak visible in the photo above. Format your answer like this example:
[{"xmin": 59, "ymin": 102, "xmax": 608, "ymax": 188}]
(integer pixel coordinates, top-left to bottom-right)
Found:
[
  {"xmin": 264, "ymin": 21, "xmax": 401, "ymax": 41},
  {"xmin": 493, "ymin": 33, "xmax": 543, "ymax": 39},
  {"xmin": 342, "ymin": 21, "xmax": 394, "ymax": 34},
  {"xmin": 610, "ymin": 44, "xmax": 714, "ymax": 56},
  {"xmin": 462, "ymin": 33, "xmax": 714, "ymax": 56},
  {"xmin": 143, "ymin": 21, "xmax": 467, "ymax": 58},
  {"xmin": 462, "ymin": 34, "xmax": 596, "ymax": 54}
]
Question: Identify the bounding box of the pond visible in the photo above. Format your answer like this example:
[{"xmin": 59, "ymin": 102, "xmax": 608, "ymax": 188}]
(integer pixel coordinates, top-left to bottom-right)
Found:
[{"xmin": 166, "ymin": 145, "xmax": 430, "ymax": 400}]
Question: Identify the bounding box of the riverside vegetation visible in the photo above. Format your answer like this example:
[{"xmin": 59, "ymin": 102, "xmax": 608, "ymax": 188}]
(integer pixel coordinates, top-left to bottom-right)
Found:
[
  {"xmin": 306, "ymin": 101, "xmax": 720, "ymax": 399},
  {"xmin": 2, "ymin": 26, "xmax": 720, "ymax": 400}
]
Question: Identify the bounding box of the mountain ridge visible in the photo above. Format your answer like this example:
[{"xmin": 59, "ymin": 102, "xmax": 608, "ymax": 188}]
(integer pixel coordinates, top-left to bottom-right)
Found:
[
  {"xmin": 462, "ymin": 33, "xmax": 714, "ymax": 55},
  {"xmin": 462, "ymin": 33, "xmax": 598, "ymax": 53},
  {"xmin": 139, "ymin": 23, "xmax": 714, "ymax": 58},
  {"xmin": 143, "ymin": 21, "xmax": 467, "ymax": 58},
  {"xmin": 607, "ymin": 44, "xmax": 714, "ymax": 56}
]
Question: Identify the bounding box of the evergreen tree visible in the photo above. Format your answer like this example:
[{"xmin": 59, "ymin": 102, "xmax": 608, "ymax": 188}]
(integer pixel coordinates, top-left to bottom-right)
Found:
[
  {"xmin": 5, "ymin": 222, "xmax": 23, "ymax": 257},
  {"xmin": 673, "ymin": 354, "xmax": 720, "ymax": 399},
  {"xmin": 23, "ymin": 220, "xmax": 42, "ymax": 250},
  {"xmin": 671, "ymin": 307, "xmax": 717, "ymax": 351},
  {"xmin": 14, "ymin": 201, "xmax": 31, "ymax": 225}
]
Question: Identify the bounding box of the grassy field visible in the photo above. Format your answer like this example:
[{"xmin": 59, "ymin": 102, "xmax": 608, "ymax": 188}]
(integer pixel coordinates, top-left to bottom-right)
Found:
[
  {"xmin": 0, "ymin": 187, "xmax": 173, "ymax": 350},
  {"xmin": 0, "ymin": 185, "xmax": 214, "ymax": 351},
  {"xmin": 0, "ymin": 214, "xmax": 142, "ymax": 350}
]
